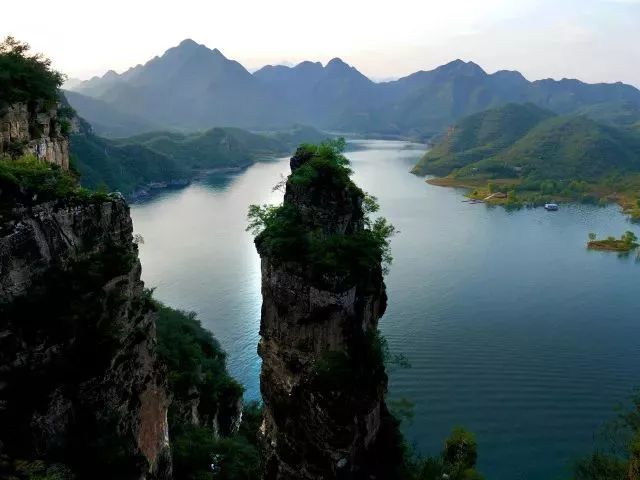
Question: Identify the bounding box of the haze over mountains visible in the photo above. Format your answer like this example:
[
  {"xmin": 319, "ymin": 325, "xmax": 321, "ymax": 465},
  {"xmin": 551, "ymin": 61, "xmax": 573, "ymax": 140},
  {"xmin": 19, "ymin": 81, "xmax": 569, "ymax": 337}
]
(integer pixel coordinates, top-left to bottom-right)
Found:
[{"xmin": 67, "ymin": 39, "xmax": 640, "ymax": 139}]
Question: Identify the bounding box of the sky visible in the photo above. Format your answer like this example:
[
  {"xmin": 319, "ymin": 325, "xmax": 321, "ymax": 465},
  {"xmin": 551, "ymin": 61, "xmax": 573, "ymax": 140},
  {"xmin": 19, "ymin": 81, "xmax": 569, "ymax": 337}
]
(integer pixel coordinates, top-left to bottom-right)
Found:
[{"xmin": 1, "ymin": 0, "xmax": 639, "ymax": 87}]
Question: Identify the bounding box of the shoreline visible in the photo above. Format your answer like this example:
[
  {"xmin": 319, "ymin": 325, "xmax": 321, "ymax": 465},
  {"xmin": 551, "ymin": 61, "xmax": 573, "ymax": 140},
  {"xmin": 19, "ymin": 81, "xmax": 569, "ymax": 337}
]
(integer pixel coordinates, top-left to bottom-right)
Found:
[
  {"xmin": 127, "ymin": 163, "xmax": 258, "ymax": 202},
  {"xmin": 424, "ymin": 175, "xmax": 640, "ymax": 219}
]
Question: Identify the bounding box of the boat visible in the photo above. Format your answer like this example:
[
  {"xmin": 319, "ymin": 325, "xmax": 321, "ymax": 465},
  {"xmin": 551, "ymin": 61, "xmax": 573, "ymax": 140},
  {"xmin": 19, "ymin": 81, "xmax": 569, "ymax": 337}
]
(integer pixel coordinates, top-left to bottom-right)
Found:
[{"xmin": 544, "ymin": 203, "xmax": 559, "ymax": 211}]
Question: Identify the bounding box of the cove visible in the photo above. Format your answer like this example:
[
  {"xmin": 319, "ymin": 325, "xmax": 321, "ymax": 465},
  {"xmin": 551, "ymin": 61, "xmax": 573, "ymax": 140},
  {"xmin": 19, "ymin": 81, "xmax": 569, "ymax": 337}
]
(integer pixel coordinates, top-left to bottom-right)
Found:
[{"xmin": 131, "ymin": 140, "xmax": 640, "ymax": 480}]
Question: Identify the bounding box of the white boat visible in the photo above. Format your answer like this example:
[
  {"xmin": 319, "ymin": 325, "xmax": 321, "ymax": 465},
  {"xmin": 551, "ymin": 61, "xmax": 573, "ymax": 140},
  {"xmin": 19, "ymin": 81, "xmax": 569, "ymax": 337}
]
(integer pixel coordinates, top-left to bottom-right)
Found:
[{"xmin": 544, "ymin": 203, "xmax": 559, "ymax": 211}]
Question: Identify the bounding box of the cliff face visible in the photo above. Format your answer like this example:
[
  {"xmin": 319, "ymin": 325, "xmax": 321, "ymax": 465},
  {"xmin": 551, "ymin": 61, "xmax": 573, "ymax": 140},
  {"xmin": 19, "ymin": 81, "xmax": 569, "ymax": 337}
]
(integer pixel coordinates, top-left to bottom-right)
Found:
[
  {"xmin": 256, "ymin": 148, "xmax": 402, "ymax": 480},
  {"xmin": 0, "ymin": 102, "xmax": 70, "ymax": 168},
  {"xmin": 0, "ymin": 193, "xmax": 170, "ymax": 479}
]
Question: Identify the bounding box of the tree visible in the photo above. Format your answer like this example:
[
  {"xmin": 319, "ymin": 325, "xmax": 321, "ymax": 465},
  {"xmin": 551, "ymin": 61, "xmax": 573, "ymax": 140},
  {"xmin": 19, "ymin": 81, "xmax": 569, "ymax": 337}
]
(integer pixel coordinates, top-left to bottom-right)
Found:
[
  {"xmin": 588, "ymin": 233, "xmax": 597, "ymax": 241},
  {"xmin": 442, "ymin": 427, "xmax": 479, "ymax": 472},
  {"xmin": 622, "ymin": 231, "xmax": 638, "ymax": 246},
  {"xmin": 0, "ymin": 36, "xmax": 64, "ymax": 106}
]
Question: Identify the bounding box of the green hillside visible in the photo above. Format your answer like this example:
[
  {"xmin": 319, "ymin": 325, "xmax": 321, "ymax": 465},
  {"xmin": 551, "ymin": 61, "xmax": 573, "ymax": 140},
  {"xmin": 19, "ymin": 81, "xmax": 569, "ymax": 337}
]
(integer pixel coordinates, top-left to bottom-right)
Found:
[
  {"xmin": 413, "ymin": 103, "xmax": 640, "ymax": 217},
  {"xmin": 112, "ymin": 125, "xmax": 330, "ymax": 170},
  {"xmin": 412, "ymin": 103, "xmax": 555, "ymax": 175},
  {"xmin": 70, "ymin": 131, "xmax": 190, "ymax": 194},
  {"xmin": 413, "ymin": 103, "xmax": 640, "ymax": 181},
  {"xmin": 71, "ymin": 124, "xmax": 331, "ymax": 195},
  {"xmin": 463, "ymin": 115, "xmax": 640, "ymax": 180},
  {"xmin": 575, "ymin": 101, "xmax": 640, "ymax": 129}
]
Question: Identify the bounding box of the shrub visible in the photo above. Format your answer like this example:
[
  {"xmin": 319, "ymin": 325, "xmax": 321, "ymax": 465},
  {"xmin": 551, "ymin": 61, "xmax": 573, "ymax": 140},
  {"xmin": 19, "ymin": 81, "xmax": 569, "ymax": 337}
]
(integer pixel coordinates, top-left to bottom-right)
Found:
[
  {"xmin": 247, "ymin": 141, "xmax": 396, "ymax": 277},
  {"xmin": 0, "ymin": 36, "xmax": 64, "ymax": 106}
]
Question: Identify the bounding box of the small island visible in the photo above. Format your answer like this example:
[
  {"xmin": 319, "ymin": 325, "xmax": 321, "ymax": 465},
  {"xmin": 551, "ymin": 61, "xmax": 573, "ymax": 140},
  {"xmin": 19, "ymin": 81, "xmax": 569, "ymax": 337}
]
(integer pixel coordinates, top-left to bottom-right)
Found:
[{"xmin": 587, "ymin": 231, "xmax": 639, "ymax": 252}]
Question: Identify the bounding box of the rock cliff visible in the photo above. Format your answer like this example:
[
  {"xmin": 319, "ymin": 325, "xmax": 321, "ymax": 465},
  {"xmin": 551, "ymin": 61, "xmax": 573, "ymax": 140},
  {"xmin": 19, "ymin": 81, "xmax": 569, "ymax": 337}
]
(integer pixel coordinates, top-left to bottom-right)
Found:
[
  {"xmin": 254, "ymin": 144, "xmax": 403, "ymax": 480},
  {"xmin": 0, "ymin": 189, "xmax": 171, "ymax": 479},
  {"xmin": 0, "ymin": 101, "xmax": 70, "ymax": 168}
]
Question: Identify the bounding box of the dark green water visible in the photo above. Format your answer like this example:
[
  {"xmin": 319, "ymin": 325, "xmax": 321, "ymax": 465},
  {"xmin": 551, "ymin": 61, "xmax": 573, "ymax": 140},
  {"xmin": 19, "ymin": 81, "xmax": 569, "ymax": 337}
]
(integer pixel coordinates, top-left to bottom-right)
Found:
[{"xmin": 131, "ymin": 140, "xmax": 640, "ymax": 480}]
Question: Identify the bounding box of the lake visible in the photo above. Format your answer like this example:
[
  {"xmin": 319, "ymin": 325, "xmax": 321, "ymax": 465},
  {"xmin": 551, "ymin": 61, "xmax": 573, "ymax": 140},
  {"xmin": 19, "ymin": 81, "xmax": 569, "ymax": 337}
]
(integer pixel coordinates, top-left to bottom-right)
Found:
[{"xmin": 131, "ymin": 140, "xmax": 640, "ymax": 480}]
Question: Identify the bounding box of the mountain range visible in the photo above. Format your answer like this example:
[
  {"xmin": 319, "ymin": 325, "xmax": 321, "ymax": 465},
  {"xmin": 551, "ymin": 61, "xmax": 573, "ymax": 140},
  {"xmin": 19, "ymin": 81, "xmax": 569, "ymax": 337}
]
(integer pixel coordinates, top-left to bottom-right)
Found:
[{"xmin": 67, "ymin": 39, "xmax": 640, "ymax": 139}]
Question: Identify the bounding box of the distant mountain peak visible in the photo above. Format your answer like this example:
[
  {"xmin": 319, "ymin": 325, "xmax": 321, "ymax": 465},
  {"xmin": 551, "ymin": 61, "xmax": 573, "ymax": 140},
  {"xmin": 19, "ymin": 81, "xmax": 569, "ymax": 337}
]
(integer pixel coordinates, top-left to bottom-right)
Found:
[
  {"xmin": 326, "ymin": 57, "xmax": 349, "ymax": 69},
  {"xmin": 437, "ymin": 59, "xmax": 486, "ymax": 76},
  {"xmin": 178, "ymin": 38, "xmax": 200, "ymax": 48}
]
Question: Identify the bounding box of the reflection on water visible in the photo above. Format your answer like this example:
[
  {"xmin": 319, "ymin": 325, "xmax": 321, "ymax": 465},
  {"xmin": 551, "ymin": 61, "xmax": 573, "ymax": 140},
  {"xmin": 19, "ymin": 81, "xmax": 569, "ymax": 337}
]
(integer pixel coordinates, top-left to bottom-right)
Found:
[{"xmin": 131, "ymin": 140, "xmax": 640, "ymax": 480}]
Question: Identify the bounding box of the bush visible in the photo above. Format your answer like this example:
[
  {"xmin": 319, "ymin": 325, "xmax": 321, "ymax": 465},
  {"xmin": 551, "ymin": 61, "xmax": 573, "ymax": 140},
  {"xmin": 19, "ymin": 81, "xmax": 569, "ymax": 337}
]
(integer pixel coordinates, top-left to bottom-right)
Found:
[
  {"xmin": 404, "ymin": 427, "xmax": 484, "ymax": 480},
  {"xmin": 247, "ymin": 140, "xmax": 396, "ymax": 277},
  {"xmin": 0, "ymin": 36, "xmax": 64, "ymax": 106},
  {"xmin": 155, "ymin": 303, "xmax": 243, "ymax": 421}
]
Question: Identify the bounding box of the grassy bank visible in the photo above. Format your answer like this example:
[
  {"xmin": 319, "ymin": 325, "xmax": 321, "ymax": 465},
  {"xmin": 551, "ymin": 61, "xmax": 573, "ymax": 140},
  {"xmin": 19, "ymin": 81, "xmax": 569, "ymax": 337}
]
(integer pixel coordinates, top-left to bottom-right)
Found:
[{"xmin": 426, "ymin": 175, "xmax": 640, "ymax": 219}]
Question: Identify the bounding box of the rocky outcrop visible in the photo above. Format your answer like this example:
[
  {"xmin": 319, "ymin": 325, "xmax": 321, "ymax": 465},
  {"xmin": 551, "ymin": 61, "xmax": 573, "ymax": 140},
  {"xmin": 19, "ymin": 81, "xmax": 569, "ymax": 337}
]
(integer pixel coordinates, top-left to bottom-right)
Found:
[
  {"xmin": 0, "ymin": 101, "xmax": 70, "ymax": 168},
  {"xmin": 256, "ymin": 149, "xmax": 403, "ymax": 480},
  {"xmin": 0, "ymin": 194, "xmax": 170, "ymax": 479}
]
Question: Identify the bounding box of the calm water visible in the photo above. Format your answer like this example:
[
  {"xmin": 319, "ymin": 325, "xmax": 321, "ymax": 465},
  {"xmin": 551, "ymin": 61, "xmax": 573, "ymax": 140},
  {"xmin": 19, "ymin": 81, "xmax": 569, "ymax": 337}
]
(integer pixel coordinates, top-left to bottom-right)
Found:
[{"xmin": 131, "ymin": 140, "xmax": 640, "ymax": 480}]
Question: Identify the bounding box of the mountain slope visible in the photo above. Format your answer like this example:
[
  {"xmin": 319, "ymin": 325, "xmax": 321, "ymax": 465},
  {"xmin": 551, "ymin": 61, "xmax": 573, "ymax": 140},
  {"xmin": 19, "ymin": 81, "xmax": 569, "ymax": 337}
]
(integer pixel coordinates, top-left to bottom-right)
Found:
[
  {"xmin": 413, "ymin": 103, "xmax": 640, "ymax": 182},
  {"xmin": 64, "ymin": 90, "xmax": 160, "ymax": 137},
  {"xmin": 412, "ymin": 103, "xmax": 555, "ymax": 175},
  {"xmin": 69, "ymin": 41, "xmax": 640, "ymax": 137},
  {"xmin": 470, "ymin": 115, "xmax": 640, "ymax": 180},
  {"xmin": 70, "ymin": 120, "xmax": 331, "ymax": 195}
]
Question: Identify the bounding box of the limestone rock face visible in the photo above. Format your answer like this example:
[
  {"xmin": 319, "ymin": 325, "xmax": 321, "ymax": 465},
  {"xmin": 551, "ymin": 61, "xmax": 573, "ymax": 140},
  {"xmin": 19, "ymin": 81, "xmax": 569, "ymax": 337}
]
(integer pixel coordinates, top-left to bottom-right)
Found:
[
  {"xmin": 0, "ymin": 102, "xmax": 70, "ymax": 168},
  {"xmin": 256, "ymin": 152, "xmax": 401, "ymax": 480},
  {"xmin": 0, "ymin": 196, "xmax": 171, "ymax": 479}
]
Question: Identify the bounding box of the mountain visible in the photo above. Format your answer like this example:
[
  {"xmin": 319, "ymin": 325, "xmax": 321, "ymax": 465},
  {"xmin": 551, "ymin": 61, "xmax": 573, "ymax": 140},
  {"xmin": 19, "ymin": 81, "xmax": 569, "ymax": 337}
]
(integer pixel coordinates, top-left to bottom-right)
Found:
[
  {"xmin": 254, "ymin": 57, "xmax": 377, "ymax": 126},
  {"xmin": 70, "ymin": 119, "xmax": 331, "ymax": 196},
  {"xmin": 575, "ymin": 101, "xmax": 640, "ymax": 129},
  {"xmin": 64, "ymin": 90, "xmax": 160, "ymax": 137},
  {"xmin": 71, "ymin": 39, "xmax": 288, "ymax": 130},
  {"xmin": 413, "ymin": 103, "xmax": 640, "ymax": 181},
  {"xmin": 68, "ymin": 40, "xmax": 640, "ymax": 138},
  {"xmin": 469, "ymin": 115, "xmax": 640, "ymax": 180},
  {"xmin": 411, "ymin": 103, "xmax": 555, "ymax": 175}
]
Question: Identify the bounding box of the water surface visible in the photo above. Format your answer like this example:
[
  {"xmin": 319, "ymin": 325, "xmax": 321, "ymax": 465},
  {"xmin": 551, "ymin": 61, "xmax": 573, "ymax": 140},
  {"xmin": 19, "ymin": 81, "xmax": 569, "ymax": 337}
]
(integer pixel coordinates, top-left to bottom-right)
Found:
[{"xmin": 131, "ymin": 140, "xmax": 640, "ymax": 480}]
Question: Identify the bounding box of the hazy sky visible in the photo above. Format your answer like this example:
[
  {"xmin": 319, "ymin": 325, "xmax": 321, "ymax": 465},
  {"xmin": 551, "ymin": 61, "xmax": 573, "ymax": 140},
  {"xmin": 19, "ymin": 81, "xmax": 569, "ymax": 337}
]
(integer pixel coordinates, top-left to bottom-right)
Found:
[{"xmin": 2, "ymin": 0, "xmax": 639, "ymax": 86}]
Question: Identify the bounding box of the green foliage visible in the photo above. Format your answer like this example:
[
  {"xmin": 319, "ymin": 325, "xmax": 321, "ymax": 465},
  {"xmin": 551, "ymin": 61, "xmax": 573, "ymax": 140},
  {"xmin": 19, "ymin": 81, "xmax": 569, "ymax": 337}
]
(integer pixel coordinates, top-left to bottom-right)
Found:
[
  {"xmin": 247, "ymin": 140, "xmax": 396, "ymax": 277},
  {"xmin": 588, "ymin": 231, "xmax": 639, "ymax": 251},
  {"xmin": 404, "ymin": 427, "xmax": 484, "ymax": 480},
  {"xmin": 171, "ymin": 425, "xmax": 260, "ymax": 480},
  {"xmin": 155, "ymin": 303, "xmax": 243, "ymax": 422},
  {"xmin": 288, "ymin": 138, "xmax": 353, "ymax": 188},
  {"xmin": 413, "ymin": 103, "xmax": 640, "ymax": 196},
  {"xmin": 573, "ymin": 453, "xmax": 627, "ymax": 480},
  {"xmin": 572, "ymin": 391, "xmax": 640, "ymax": 480},
  {"xmin": 71, "ymin": 126, "xmax": 330, "ymax": 196},
  {"xmin": 0, "ymin": 459, "xmax": 76, "ymax": 480},
  {"xmin": 70, "ymin": 132, "xmax": 190, "ymax": 196},
  {"xmin": 0, "ymin": 154, "xmax": 117, "ymax": 206},
  {"xmin": 412, "ymin": 103, "xmax": 555, "ymax": 176},
  {"xmin": 389, "ymin": 397, "xmax": 416, "ymax": 426},
  {"xmin": 0, "ymin": 36, "xmax": 64, "ymax": 107},
  {"xmin": 0, "ymin": 154, "xmax": 81, "ymax": 201},
  {"xmin": 155, "ymin": 304, "xmax": 260, "ymax": 480}
]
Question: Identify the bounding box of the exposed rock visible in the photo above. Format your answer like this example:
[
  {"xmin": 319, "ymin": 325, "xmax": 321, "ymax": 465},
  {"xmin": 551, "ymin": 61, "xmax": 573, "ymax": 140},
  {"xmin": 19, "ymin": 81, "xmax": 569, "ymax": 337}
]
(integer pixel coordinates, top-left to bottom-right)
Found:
[
  {"xmin": 0, "ymin": 101, "xmax": 70, "ymax": 168},
  {"xmin": 0, "ymin": 195, "xmax": 170, "ymax": 479},
  {"xmin": 256, "ymin": 150, "xmax": 402, "ymax": 480}
]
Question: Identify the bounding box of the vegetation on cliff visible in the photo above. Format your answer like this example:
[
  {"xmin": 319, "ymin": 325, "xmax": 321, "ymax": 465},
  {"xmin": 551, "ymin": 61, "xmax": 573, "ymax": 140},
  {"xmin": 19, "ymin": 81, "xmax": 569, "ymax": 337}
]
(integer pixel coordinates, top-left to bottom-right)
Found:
[
  {"xmin": 247, "ymin": 139, "xmax": 396, "ymax": 279},
  {"xmin": 155, "ymin": 303, "xmax": 243, "ymax": 428},
  {"xmin": 404, "ymin": 428, "xmax": 483, "ymax": 480},
  {"xmin": 155, "ymin": 303, "xmax": 260, "ymax": 480},
  {"xmin": 572, "ymin": 391, "xmax": 640, "ymax": 480},
  {"xmin": 0, "ymin": 154, "xmax": 110, "ymax": 206},
  {"xmin": 0, "ymin": 36, "xmax": 64, "ymax": 108}
]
